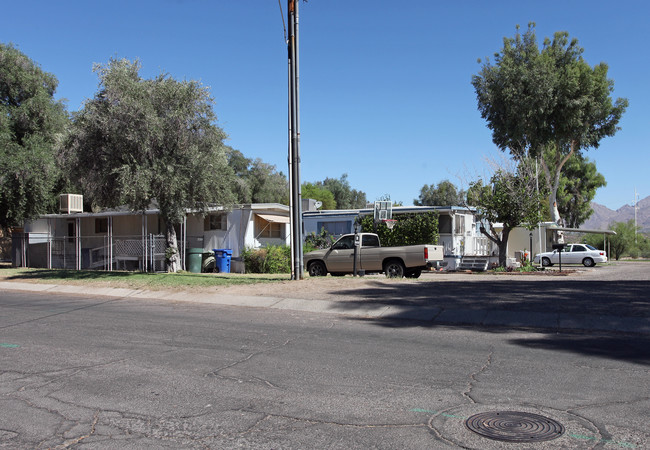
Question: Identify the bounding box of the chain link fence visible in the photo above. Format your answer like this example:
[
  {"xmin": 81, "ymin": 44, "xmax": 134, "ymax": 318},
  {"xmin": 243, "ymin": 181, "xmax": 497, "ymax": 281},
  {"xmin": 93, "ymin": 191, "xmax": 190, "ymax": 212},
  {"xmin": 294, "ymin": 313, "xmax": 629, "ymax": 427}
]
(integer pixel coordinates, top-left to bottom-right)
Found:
[
  {"xmin": 10, "ymin": 232, "xmax": 177, "ymax": 272},
  {"xmin": 0, "ymin": 236, "xmax": 11, "ymax": 263}
]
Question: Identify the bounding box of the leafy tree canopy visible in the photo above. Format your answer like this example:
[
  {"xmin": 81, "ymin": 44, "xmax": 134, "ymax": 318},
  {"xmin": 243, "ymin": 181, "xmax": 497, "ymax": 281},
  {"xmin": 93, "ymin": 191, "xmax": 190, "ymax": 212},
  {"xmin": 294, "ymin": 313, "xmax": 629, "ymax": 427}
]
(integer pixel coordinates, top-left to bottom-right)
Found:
[
  {"xmin": 414, "ymin": 180, "xmax": 465, "ymax": 206},
  {"xmin": 65, "ymin": 58, "xmax": 235, "ymax": 271},
  {"xmin": 359, "ymin": 212, "xmax": 439, "ymax": 247},
  {"xmin": 320, "ymin": 174, "xmax": 367, "ymax": 209},
  {"xmin": 469, "ymin": 161, "xmax": 544, "ymax": 267},
  {"xmin": 472, "ymin": 23, "xmax": 627, "ymax": 226},
  {"xmin": 556, "ymin": 153, "xmax": 606, "ymax": 228},
  {"xmin": 227, "ymin": 148, "xmax": 288, "ymax": 204},
  {"xmin": 0, "ymin": 43, "xmax": 68, "ymax": 229},
  {"xmin": 301, "ymin": 182, "xmax": 336, "ymax": 210},
  {"xmin": 607, "ymin": 220, "xmax": 639, "ymax": 260}
]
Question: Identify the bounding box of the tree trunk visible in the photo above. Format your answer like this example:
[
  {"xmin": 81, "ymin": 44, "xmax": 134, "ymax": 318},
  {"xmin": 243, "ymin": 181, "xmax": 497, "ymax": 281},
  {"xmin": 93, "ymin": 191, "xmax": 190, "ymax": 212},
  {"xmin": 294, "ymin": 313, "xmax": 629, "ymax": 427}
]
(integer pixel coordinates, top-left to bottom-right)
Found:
[
  {"xmin": 541, "ymin": 142, "xmax": 576, "ymax": 227},
  {"xmin": 497, "ymin": 227, "xmax": 510, "ymax": 268},
  {"xmin": 541, "ymin": 143, "xmax": 576, "ymax": 245},
  {"xmin": 165, "ymin": 220, "xmax": 180, "ymax": 273},
  {"xmin": 548, "ymin": 189, "xmax": 562, "ymax": 225},
  {"xmin": 480, "ymin": 224, "xmax": 511, "ymax": 268}
]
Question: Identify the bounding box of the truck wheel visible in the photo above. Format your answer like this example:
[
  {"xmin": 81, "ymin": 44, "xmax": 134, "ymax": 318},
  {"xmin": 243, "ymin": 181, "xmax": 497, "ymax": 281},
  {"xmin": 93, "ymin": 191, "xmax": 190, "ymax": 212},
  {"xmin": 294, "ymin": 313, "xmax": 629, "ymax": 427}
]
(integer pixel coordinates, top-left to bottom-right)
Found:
[
  {"xmin": 384, "ymin": 260, "xmax": 405, "ymax": 278},
  {"xmin": 308, "ymin": 261, "xmax": 327, "ymax": 277},
  {"xmin": 405, "ymin": 269, "xmax": 421, "ymax": 279}
]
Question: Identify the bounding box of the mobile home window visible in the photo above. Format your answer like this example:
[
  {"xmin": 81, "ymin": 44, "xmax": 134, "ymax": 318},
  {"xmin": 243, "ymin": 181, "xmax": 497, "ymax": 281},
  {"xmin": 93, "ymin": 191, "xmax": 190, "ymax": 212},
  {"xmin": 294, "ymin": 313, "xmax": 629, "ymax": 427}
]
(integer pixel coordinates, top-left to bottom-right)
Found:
[
  {"xmin": 438, "ymin": 216, "xmax": 452, "ymax": 234},
  {"xmin": 316, "ymin": 221, "xmax": 352, "ymax": 236},
  {"xmin": 256, "ymin": 215, "xmax": 283, "ymax": 238},
  {"xmin": 454, "ymin": 215, "xmax": 466, "ymax": 234},
  {"xmin": 204, "ymin": 213, "xmax": 226, "ymax": 231},
  {"xmin": 95, "ymin": 218, "xmax": 108, "ymax": 233}
]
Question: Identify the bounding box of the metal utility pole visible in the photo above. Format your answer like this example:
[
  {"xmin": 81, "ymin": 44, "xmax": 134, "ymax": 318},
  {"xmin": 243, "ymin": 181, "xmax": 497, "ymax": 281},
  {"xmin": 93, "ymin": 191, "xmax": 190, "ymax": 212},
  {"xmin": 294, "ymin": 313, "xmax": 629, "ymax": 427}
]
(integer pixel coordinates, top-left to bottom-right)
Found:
[{"xmin": 287, "ymin": 0, "xmax": 304, "ymax": 279}]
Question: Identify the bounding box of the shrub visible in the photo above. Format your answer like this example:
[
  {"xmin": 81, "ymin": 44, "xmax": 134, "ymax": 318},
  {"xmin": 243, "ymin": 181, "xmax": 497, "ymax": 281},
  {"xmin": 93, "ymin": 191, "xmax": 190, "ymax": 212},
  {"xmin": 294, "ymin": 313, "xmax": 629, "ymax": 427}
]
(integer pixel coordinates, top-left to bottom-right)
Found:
[
  {"xmin": 241, "ymin": 245, "xmax": 291, "ymax": 274},
  {"xmin": 304, "ymin": 228, "xmax": 335, "ymax": 250},
  {"xmin": 360, "ymin": 211, "xmax": 439, "ymax": 246}
]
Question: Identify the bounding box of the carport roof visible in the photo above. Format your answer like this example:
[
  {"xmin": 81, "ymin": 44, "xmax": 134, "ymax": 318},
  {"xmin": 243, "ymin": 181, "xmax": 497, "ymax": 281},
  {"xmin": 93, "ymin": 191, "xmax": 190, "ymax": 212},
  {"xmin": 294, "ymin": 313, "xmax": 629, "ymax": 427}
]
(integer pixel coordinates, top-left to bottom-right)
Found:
[{"xmin": 549, "ymin": 226, "xmax": 616, "ymax": 235}]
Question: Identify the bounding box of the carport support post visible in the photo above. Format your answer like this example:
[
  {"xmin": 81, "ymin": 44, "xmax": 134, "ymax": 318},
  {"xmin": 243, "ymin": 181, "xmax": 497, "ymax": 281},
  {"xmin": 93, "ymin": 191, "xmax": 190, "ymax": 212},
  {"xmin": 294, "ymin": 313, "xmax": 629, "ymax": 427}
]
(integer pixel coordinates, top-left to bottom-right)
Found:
[{"xmin": 47, "ymin": 218, "xmax": 52, "ymax": 269}]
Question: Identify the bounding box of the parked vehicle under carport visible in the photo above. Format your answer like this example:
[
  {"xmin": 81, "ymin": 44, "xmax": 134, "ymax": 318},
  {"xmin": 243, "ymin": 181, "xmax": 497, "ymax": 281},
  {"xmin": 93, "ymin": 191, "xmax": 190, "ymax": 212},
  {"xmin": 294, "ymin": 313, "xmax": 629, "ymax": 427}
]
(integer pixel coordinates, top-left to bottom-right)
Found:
[{"xmin": 533, "ymin": 244, "xmax": 607, "ymax": 267}]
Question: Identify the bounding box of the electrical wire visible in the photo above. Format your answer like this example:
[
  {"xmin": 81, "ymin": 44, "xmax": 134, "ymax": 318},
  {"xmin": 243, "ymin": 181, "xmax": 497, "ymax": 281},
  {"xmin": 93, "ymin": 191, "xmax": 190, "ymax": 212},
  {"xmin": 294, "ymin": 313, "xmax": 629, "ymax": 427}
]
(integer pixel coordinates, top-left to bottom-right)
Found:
[{"xmin": 278, "ymin": 0, "xmax": 288, "ymax": 43}]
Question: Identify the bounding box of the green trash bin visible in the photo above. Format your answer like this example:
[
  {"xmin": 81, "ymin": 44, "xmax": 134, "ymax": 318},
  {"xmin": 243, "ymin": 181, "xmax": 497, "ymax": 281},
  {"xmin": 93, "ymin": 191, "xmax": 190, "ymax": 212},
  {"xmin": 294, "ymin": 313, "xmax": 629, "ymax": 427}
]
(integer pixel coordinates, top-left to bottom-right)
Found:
[{"xmin": 186, "ymin": 247, "xmax": 204, "ymax": 273}]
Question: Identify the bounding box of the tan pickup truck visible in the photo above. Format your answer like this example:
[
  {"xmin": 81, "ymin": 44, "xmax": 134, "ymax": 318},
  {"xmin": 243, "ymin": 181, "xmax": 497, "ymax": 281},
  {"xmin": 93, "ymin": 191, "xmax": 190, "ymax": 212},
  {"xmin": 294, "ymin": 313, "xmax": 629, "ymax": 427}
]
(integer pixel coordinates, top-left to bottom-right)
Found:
[{"xmin": 304, "ymin": 232, "xmax": 444, "ymax": 278}]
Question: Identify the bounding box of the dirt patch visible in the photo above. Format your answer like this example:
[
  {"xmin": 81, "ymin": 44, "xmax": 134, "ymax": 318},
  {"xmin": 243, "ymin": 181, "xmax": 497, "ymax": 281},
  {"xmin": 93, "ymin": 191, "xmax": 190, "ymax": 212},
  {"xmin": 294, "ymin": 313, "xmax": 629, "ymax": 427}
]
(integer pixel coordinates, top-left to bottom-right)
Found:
[
  {"xmin": 212, "ymin": 268, "xmax": 581, "ymax": 300},
  {"xmin": 215, "ymin": 274, "xmax": 398, "ymax": 300}
]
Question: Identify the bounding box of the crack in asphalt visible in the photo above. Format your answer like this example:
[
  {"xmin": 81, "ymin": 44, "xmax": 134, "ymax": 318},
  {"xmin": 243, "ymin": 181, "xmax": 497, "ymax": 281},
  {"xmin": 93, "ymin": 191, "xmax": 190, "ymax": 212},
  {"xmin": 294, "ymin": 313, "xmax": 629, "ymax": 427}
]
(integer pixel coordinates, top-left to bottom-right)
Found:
[
  {"xmin": 235, "ymin": 408, "xmax": 426, "ymax": 432},
  {"xmin": 203, "ymin": 339, "xmax": 291, "ymax": 385},
  {"xmin": 0, "ymin": 297, "xmax": 127, "ymax": 330},
  {"xmin": 563, "ymin": 408, "xmax": 610, "ymax": 449},
  {"xmin": 238, "ymin": 413, "xmax": 271, "ymax": 436},
  {"xmin": 52, "ymin": 410, "xmax": 99, "ymax": 449},
  {"xmin": 462, "ymin": 350, "xmax": 493, "ymax": 404},
  {"xmin": 13, "ymin": 359, "xmax": 129, "ymax": 393},
  {"xmin": 426, "ymin": 413, "xmax": 472, "ymax": 449},
  {"xmin": 4, "ymin": 393, "xmax": 83, "ymax": 449},
  {"xmin": 568, "ymin": 396, "xmax": 650, "ymax": 413}
]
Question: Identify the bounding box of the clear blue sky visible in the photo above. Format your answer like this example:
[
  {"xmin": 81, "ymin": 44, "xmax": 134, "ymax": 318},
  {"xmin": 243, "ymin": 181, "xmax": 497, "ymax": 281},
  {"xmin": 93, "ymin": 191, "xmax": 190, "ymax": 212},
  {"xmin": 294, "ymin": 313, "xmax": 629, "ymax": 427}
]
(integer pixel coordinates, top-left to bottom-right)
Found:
[{"xmin": 3, "ymin": 0, "xmax": 648, "ymax": 210}]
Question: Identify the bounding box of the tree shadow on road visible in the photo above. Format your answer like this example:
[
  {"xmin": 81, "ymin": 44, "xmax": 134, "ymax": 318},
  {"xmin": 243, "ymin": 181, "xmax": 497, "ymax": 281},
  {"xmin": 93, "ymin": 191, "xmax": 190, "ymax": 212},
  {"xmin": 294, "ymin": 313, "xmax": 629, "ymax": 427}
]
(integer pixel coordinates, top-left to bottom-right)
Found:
[
  {"xmin": 507, "ymin": 333, "xmax": 650, "ymax": 365},
  {"xmin": 329, "ymin": 278, "xmax": 650, "ymax": 365}
]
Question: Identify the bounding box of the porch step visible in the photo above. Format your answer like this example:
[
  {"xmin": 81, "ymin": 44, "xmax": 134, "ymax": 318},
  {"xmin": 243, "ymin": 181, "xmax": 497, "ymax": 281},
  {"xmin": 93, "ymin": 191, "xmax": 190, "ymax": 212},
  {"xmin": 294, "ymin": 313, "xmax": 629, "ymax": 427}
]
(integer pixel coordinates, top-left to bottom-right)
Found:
[{"xmin": 458, "ymin": 257, "xmax": 489, "ymax": 272}]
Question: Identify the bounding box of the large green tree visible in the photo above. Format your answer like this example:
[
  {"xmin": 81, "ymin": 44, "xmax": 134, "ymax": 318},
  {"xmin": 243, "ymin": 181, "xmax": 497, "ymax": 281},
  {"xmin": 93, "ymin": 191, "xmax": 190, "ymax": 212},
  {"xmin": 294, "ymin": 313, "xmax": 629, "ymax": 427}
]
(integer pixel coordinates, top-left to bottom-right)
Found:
[
  {"xmin": 607, "ymin": 220, "xmax": 638, "ymax": 260},
  {"xmin": 0, "ymin": 43, "xmax": 68, "ymax": 229},
  {"xmin": 414, "ymin": 180, "xmax": 465, "ymax": 206},
  {"xmin": 469, "ymin": 162, "xmax": 544, "ymax": 267},
  {"xmin": 556, "ymin": 153, "xmax": 606, "ymax": 228},
  {"xmin": 472, "ymin": 23, "xmax": 627, "ymax": 229},
  {"xmin": 320, "ymin": 174, "xmax": 367, "ymax": 209},
  {"xmin": 227, "ymin": 148, "xmax": 288, "ymax": 204},
  {"xmin": 65, "ymin": 58, "xmax": 235, "ymax": 272},
  {"xmin": 301, "ymin": 182, "xmax": 336, "ymax": 210}
]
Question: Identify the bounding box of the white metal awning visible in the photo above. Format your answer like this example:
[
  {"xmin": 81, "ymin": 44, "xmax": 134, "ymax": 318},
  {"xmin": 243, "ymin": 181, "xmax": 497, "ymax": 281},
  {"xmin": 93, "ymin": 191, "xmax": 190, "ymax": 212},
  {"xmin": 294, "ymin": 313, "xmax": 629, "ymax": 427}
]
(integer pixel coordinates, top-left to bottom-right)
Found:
[
  {"xmin": 548, "ymin": 226, "xmax": 616, "ymax": 235},
  {"xmin": 256, "ymin": 213, "xmax": 290, "ymax": 224}
]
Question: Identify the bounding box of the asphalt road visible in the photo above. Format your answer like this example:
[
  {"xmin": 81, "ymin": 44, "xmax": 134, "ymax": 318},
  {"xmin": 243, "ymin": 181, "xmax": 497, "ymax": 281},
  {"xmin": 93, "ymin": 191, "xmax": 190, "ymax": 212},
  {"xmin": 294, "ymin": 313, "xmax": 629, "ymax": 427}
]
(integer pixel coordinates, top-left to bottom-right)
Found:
[{"xmin": 1, "ymin": 265, "xmax": 649, "ymax": 449}]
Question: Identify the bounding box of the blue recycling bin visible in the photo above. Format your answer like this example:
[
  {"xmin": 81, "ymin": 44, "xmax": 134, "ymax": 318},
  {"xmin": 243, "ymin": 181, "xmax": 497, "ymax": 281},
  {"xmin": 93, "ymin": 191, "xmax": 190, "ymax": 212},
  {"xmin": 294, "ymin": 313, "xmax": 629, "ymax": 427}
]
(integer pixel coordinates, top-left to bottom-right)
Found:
[{"xmin": 212, "ymin": 248, "xmax": 232, "ymax": 273}]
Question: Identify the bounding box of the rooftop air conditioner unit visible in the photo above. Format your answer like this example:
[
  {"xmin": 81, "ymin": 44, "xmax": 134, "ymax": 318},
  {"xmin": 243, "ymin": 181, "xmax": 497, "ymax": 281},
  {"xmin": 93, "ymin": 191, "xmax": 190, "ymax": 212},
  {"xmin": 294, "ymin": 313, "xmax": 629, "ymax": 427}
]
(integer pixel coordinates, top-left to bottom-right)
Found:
[{"xmin": 60, "ymin": 194, "xmax": 83, "ymax": 214}]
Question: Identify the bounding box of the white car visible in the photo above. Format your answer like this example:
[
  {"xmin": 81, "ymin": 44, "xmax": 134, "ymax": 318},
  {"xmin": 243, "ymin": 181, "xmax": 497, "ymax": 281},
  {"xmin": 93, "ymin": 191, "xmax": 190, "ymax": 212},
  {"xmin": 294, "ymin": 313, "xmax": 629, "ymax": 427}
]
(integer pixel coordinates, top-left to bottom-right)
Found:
[{"xmin": 533, "ymin": 244, "xmax": 607, "ymax": 267}]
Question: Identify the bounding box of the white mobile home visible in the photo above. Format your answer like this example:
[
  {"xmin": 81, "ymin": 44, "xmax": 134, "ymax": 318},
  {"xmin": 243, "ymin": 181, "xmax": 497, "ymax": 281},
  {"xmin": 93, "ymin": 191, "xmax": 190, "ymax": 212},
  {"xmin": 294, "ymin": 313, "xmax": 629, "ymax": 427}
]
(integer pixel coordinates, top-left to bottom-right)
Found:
[
  {"xmin": 14, "ymin": 201, "xmax": 290, "ymax": 273},
  {"xmin": 302, "ymin": 205, "xmax": 494, "ymax": 270}
]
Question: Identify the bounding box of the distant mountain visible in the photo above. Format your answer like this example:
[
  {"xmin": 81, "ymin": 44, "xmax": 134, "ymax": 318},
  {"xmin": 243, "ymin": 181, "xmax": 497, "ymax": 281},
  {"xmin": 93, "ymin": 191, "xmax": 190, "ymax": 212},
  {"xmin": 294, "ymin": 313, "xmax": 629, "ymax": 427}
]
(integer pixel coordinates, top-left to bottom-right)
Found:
[{"xmin": 581, "ymin": 195, "xmax": 650, "ymax": 232}]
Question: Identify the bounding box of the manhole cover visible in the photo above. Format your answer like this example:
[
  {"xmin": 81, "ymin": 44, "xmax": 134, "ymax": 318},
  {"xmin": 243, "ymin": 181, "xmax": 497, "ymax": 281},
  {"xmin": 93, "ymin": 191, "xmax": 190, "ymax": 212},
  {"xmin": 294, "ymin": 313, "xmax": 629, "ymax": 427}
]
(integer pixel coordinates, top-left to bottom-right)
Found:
[{"xmin": 465, "ymin": 411, "xmax": 565, "ymax": 443}]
